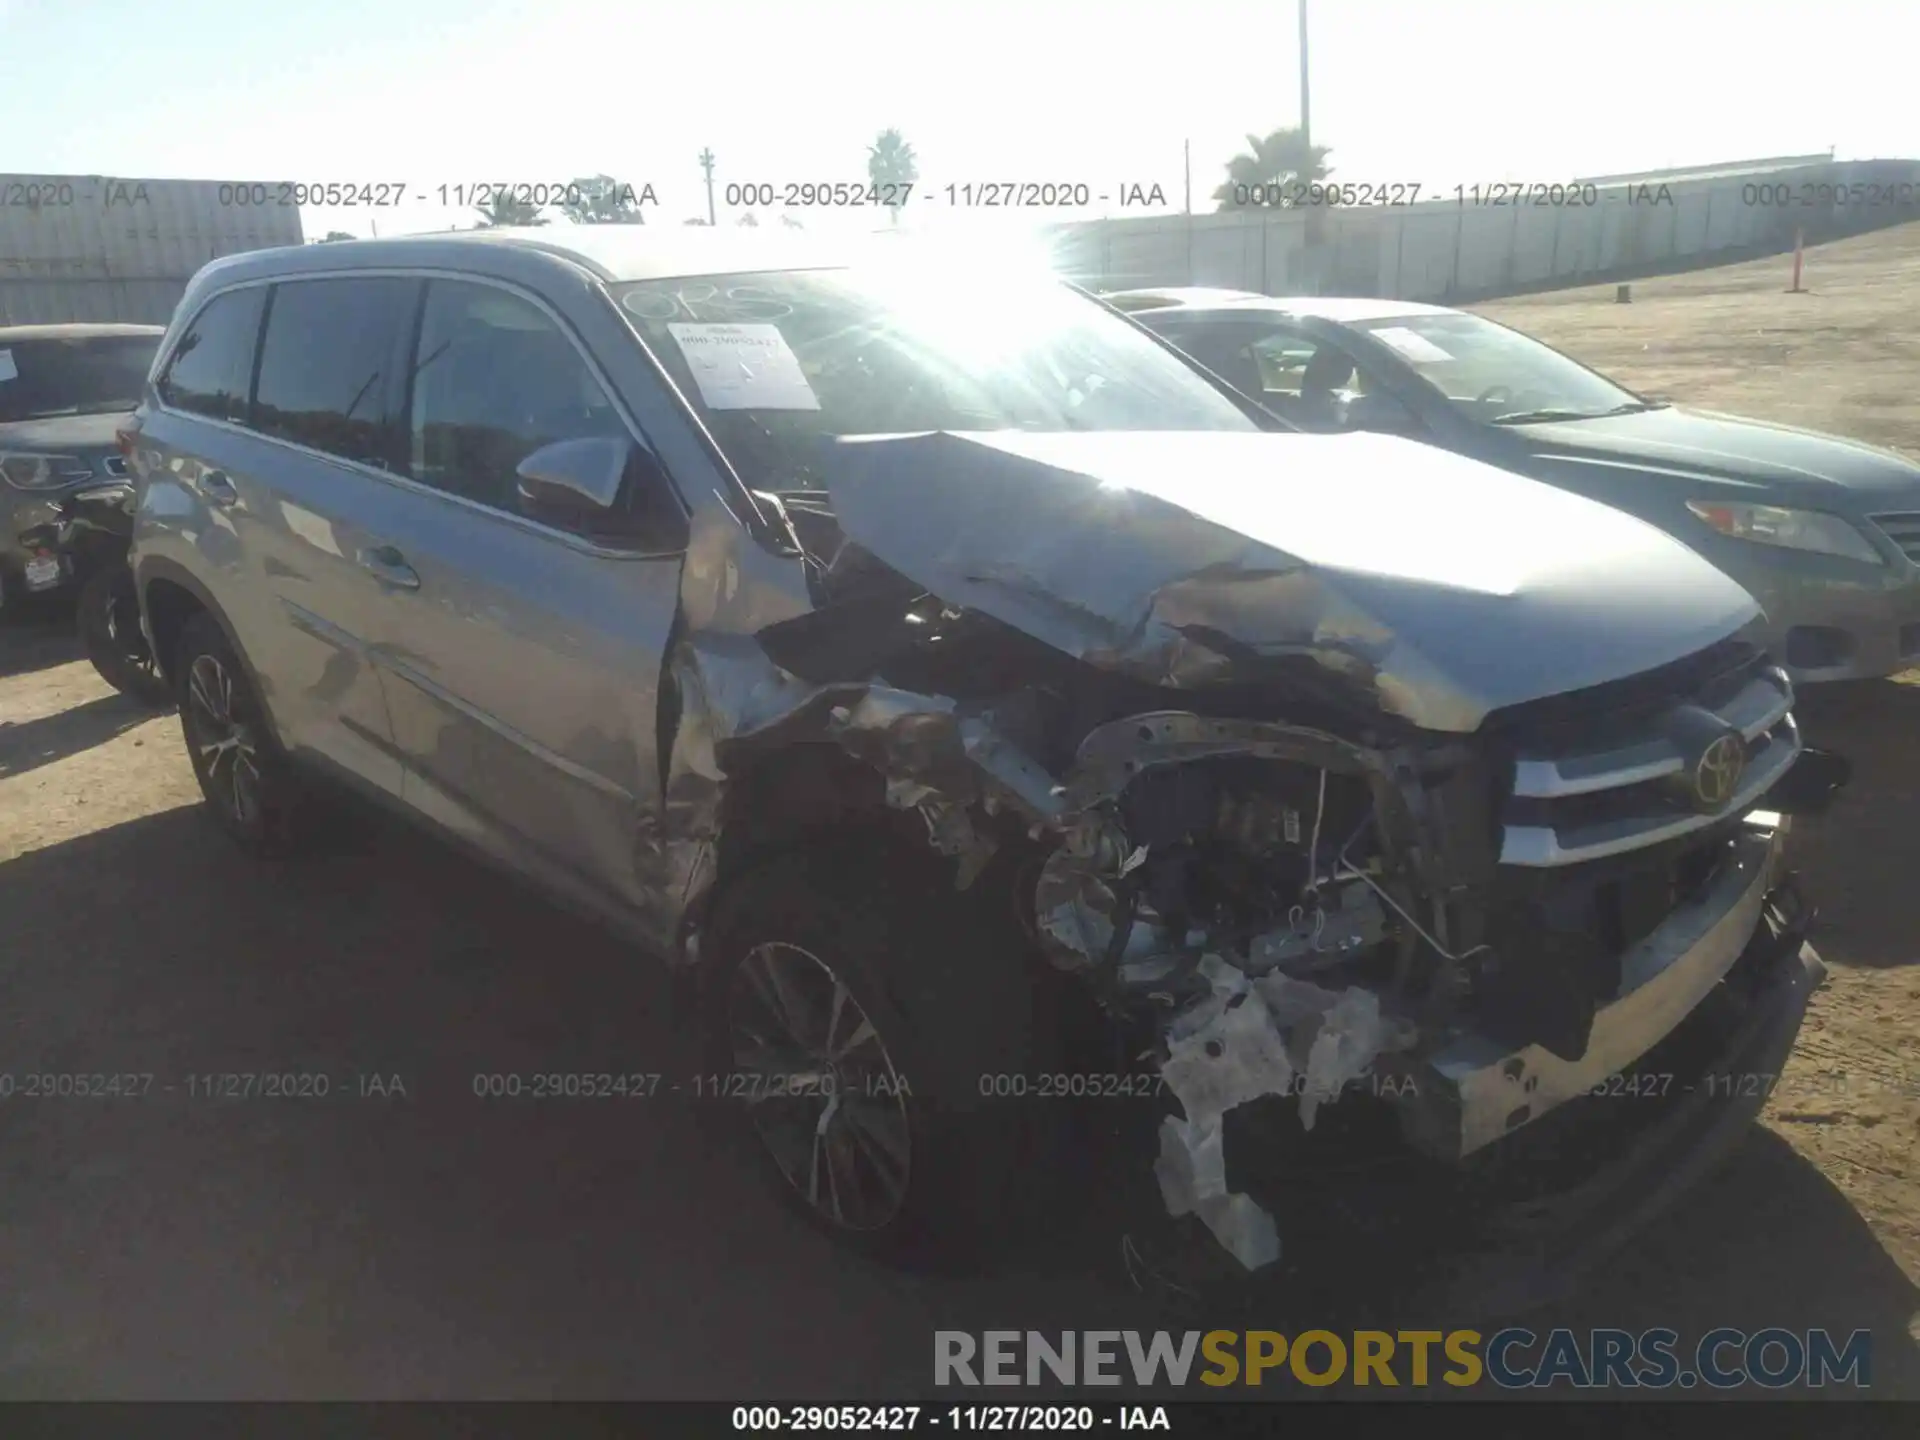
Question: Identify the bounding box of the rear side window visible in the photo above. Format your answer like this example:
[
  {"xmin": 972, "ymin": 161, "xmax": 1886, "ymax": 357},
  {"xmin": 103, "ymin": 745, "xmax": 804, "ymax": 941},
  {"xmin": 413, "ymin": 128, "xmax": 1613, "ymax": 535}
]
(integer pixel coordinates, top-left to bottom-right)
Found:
[
  {"xmin": 253, "ymin": 277, "xmax": 420, "ymax": 469},
  {"xmin": 157, "ymin": 288, "xmax": 264, "ymax": 424},
  {"xmin": 405, "ymin": 279, "xmax": 631, "ymax": 515}
]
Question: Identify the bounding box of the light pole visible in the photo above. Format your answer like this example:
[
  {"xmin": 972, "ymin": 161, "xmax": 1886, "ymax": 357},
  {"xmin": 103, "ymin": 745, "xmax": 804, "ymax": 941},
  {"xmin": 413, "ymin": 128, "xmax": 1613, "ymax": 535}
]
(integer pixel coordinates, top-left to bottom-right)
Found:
[
  {"xmin": 699, "ymin": 148, "xmax": 716, "ymax": 226},
  {"xmin": 1298, "ymin": 0, "xmax": 1311, "ymax": 150}
]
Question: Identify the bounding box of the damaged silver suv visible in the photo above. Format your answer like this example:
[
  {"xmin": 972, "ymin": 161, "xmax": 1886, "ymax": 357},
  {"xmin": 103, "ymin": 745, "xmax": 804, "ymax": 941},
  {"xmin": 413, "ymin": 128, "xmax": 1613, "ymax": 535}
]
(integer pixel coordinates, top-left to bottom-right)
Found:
[{"xmin": 127, "ymin": 229, "xmax": 1846, "ymax": 1294}]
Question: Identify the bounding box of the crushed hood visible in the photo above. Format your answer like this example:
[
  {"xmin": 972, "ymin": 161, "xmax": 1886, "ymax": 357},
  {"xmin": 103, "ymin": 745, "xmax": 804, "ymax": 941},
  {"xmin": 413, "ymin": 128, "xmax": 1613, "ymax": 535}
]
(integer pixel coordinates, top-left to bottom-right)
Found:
[{"xmin": 823, "ymin": 429, "xmax": 1761, "ymax": 733}]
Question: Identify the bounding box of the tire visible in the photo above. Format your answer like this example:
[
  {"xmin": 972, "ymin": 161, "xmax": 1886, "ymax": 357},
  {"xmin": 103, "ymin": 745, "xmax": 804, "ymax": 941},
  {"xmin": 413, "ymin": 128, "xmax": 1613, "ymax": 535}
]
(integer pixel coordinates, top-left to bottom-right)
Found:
[
  {"xmin": 700, "ymin": 836, "xmax": 1061, "ymax": 1269},
  {"xmin": 78, "ymin": 564, "xmax": 172, "ymax": 705},
  {"xmin": 175, "ymin": 611, "xmax": 309, "ymax": 857}
]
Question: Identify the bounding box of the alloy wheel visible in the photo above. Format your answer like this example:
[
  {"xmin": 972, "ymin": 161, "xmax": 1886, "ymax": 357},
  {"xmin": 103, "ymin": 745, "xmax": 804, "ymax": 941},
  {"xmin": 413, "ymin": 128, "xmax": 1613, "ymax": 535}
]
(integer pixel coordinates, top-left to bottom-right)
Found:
[
  {"xmin": 728, "ymin": 941, "xmax": 912, "ymax": 1232},
  {"xmin": 185, "ymin": 653, "xmax": 263, "ymax": 826}
]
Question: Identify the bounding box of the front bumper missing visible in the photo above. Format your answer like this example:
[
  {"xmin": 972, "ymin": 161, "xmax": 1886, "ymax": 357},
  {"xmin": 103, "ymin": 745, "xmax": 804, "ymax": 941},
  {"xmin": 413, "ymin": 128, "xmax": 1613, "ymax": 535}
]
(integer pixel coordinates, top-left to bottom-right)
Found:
[
  {"xmin": 1419, "ymin": 889, "xmax": 1823, "ymax": 1316},
  {"xmin": 1394, "ymin": 812, "xmax": 1793, "ymax": 1161}
]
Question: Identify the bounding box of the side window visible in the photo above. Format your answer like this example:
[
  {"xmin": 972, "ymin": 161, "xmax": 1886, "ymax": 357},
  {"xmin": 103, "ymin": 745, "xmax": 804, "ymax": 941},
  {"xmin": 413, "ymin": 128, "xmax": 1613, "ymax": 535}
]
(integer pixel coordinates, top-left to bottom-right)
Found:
[
  {"xmin": 1248, "ymin": 331, "xmax": 1369, "ymax": 398},
  {"xmin": 405, "ymin": 280, "xmax": 645, "ymax": 530},
  {"xmin": 1157, "ymin": 323, "xmax": 1270, "ymax": 402},
  {"xmin": 253, "ymin": 277, "xmax": 419, "ymax": 468},
  {"xmin": 1245, "ymin": 329, "xmax": 1385, "ymax": 433},
  {"xmin": 157, "ymin": 287, "xmax": 265, "ymax": 423}
]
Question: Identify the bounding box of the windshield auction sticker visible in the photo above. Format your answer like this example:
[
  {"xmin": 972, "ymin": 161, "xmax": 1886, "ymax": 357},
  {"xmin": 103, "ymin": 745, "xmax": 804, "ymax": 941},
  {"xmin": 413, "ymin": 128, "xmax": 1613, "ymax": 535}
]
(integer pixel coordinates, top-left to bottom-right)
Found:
[{"xmin": 666, "ymin": 322, "xmax": 820, "ymax": 411}]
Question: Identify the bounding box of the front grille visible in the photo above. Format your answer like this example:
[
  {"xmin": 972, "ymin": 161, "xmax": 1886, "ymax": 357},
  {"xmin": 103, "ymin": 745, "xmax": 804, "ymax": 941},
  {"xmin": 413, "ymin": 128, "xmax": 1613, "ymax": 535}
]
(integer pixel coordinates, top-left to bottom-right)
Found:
[
  {"xmin": 1491, "ymin": 645, "xmax": 1798, "ymax": 869},
  {"xmin": 1480, "ymin": 636, "xmax": 1759, "ymax": 750},
  {"xmin": 1871, "ymin": 511, "xmax": 1920, "ymax": 564}
]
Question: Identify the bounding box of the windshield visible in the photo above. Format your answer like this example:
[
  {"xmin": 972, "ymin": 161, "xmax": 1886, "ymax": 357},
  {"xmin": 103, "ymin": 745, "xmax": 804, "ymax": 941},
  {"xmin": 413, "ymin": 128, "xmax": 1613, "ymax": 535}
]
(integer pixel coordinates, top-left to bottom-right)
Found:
[
  {"xmin": 611, "ymin": 267, "xmax": 1258, "ymax": 491},
  {"xmin": 1350, "ymin": 311, "xmax": 1646, "ymax": 424},
  {"xmin": 0, "ymin": 335, "xmax": 160, "ymax": 423}
]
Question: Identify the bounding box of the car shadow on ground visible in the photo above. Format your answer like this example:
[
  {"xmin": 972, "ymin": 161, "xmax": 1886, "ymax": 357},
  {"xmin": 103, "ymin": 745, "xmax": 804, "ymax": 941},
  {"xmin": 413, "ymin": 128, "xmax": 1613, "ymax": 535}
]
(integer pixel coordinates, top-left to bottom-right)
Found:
[
  {"xmin": 1, "ymin": 800, "xmax": 1914, "ymax": 1397},
  {"xmin": 0, "ymin": 691, "xmax": 154, "ymax": 777},
  {"xmin": 1786, "ymin": 678, "xmax": 1920, "ymax": 971},
  {"xmin": 1519, "ymin": 1126, "xmax": 1920, "ymax": 1397},
  {"xmin": 0, "ymin": 608, "xmax": 82, "ymax": 682}
]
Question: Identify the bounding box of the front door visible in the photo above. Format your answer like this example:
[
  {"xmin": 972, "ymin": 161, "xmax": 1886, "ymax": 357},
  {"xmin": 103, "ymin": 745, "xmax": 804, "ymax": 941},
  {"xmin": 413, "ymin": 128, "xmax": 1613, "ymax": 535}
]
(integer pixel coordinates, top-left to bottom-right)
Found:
[{"xmin": 360, "ymin": 277, "xmax": 687, "ymax": 935}]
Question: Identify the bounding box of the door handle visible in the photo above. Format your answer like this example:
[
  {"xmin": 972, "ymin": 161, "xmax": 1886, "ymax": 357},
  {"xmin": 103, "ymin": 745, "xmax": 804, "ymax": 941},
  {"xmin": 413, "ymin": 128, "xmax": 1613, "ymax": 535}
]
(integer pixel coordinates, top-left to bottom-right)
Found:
[
  {"xmin": 357, "ymin": 544, "xmax": 421, "ymax": 590},
  {"xmin": 200, "ymin": 470, "xmax": 239, "ymax": 508}
]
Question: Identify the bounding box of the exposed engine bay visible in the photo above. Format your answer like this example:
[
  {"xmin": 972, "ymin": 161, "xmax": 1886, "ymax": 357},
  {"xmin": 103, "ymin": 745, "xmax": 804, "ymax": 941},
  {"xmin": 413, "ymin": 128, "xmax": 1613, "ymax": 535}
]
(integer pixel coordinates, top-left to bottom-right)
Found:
[
  {"xmin": 1032, "ymin": 737, "xmax": 1441, "ymax": 1269},
  {"xmin": 663, "ymin": 433, "xmax": 1841, "ymax": 1275}
]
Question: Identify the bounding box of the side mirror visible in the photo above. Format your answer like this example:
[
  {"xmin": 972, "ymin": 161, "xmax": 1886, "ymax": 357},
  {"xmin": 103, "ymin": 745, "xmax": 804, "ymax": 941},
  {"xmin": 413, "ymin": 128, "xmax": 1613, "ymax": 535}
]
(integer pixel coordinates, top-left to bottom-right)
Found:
[
  {"xmin": 514, "ymin": 434, "xmax": 688, "ymax": 549},
  {"xmin": 516, "ymin": 435, "xmax": 632, "ymax": 518}
]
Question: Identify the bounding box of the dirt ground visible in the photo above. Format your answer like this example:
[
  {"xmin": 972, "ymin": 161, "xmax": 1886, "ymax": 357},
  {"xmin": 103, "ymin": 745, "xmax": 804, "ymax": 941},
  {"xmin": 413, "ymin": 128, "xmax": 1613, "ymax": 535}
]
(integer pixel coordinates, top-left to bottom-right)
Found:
[
  {"xmin": 1, "ymin": 225, "xmax": 1919, "ymax": 1397},
  {"xmin": 1475, "ymin": 219, "xmax": 1920, "ymax": 460}
]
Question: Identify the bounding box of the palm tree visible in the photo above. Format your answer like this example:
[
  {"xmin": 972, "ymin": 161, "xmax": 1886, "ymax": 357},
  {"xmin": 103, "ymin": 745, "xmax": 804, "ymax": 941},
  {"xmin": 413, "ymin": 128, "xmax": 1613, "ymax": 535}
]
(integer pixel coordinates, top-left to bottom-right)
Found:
[
  {"xmin": 737, "ymin": 212, "xmax": 759, "ymax": 227},
  {"xmin": 1212, "ymin": 127, "xmax": 1332, "ymax": 211},
  {"xmin": 474, "ymin": 192, "xmax": 547, "ymax": 228},
  {"xmin": 867, "ymin": 128, "xmax": 918, "ymax": 225},
  {"xmin": 698, "ymin": 148, "xmax": 717, "ymax": 226},
  {"xmin": 560, "ymin": 175, "xmax": 646, "ymax": 224}
]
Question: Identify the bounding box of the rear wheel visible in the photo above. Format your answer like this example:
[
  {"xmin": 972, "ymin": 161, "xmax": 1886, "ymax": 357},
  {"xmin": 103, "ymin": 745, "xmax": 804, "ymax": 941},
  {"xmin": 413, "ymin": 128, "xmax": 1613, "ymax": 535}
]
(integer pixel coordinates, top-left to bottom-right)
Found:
[
  {"xmin": 78, "ymin": 564, "xmax": 171, "ymax": 705},
  {"xmin": 701, "ymin": 838, "xmax": 1060, "ymax": 1268},
  {"xmin": 176, "ymin": 612, "xmax": 309, "ymax": 856}
]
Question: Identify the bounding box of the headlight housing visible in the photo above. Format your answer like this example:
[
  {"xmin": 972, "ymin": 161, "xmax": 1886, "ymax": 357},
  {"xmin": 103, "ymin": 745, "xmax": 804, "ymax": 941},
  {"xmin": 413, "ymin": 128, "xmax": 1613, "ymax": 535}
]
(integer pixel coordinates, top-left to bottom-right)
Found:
[
  {"xmin": 1685, "ymin": 500, "xmax": 1885, "ymax": 565},
  {"xmin": 0, "ymin": 452, "xmax": 95, "ymax": 491}
]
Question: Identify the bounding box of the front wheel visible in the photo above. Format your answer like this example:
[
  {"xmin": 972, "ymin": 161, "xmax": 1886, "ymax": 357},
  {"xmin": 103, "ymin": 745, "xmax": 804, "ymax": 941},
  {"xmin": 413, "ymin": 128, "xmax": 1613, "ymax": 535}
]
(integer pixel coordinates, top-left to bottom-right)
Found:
[
  {"xmin": 78, "ymin": 564, "xmax": 171, "ymax": 704},
  {"xmin": 700, "ymin": 838, "xmax": 1060, "ymax": 1269}
]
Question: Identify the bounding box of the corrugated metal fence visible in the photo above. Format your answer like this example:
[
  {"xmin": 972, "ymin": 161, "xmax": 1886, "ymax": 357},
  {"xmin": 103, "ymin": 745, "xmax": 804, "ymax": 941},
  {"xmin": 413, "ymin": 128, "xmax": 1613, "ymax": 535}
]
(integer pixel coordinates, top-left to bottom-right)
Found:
[
  {"xmin": 0, "ymin": 176, "xmax": 304, "ymax": 325},
  {"xmin": 7, "ymin": 159, "xmax": 1917, "ymax": 323},
  {"xmin": 1046, "ymin": 156, "xmax": 1920, "ymax": 301}
]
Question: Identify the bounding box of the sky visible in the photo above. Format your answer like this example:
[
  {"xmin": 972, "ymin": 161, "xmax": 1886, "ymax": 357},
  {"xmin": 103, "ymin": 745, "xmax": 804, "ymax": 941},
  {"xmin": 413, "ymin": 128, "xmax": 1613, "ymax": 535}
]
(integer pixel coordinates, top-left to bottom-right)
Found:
[{"xmin": 1, "ymin": 0, "xmax": 1914, "ymax": 240}]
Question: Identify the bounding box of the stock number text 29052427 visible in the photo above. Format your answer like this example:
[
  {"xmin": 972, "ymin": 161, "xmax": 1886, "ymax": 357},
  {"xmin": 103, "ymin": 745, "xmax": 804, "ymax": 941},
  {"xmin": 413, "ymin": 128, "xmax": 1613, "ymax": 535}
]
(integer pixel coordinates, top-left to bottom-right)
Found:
[{"xmin": 723, "ymin": 182, "xmax": 915, "ymax": 208}]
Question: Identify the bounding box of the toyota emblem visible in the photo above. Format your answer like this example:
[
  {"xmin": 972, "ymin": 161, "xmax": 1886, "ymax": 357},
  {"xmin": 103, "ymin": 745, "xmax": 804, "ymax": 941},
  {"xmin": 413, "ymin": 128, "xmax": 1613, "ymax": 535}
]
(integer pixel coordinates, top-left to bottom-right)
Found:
[{"xmin": 1691, "ymin": 733, "xmax": 1747, "ymax": 810}]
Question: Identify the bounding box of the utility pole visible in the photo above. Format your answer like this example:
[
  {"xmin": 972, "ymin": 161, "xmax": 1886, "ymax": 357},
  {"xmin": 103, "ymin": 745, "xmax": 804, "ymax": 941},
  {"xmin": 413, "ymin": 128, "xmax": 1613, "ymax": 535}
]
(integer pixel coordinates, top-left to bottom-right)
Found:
[
  {"xmin": 1184, "ymin": 138, "xmax": 1194, "ymax": 284},
  {"xmin": 699, "ymin": 148, "xmax": 717, "ymax": 226},
  {"xmin": 1298, "ymin": 0, "xmax": 1311, "ymax": 150}
]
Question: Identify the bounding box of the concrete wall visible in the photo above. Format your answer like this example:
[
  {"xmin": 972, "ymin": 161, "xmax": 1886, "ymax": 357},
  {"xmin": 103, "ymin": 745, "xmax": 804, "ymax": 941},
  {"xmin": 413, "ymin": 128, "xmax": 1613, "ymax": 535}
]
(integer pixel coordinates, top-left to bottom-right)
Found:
[
  {"xmin": 1049, "ymin": 156, "xmax": 1920, "ymax": 301},
  {"xmin": 0, "ymin": 176, "xmax": 304, "ymax": 325}
]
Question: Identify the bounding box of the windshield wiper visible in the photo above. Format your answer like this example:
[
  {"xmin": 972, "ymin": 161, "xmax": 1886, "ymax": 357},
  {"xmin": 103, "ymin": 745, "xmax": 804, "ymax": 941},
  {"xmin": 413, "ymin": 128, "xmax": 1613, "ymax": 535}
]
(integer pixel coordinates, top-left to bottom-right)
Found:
[
  {"xmin": 1491, "ymin": 400, "xmax": 1667, "ymax": 425},
  {"xmin": 1489, "ymin": 407, "xmax": 1609, "ymax": 425}
]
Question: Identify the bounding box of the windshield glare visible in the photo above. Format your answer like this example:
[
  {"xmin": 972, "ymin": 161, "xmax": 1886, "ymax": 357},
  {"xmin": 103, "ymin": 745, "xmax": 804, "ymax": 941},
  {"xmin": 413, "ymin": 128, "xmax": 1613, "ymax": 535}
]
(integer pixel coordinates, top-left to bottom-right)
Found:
[
  {"xmin": 1353, "ymin": 312, "xmax": 1640, "ymax": 422},
  {"xmin": 612, "ymin": 267, "xmax": 1257, "ymax": 490},
  {"xmin": 0, "ymin": 335, "xmax": 160, "ymax": 424}
]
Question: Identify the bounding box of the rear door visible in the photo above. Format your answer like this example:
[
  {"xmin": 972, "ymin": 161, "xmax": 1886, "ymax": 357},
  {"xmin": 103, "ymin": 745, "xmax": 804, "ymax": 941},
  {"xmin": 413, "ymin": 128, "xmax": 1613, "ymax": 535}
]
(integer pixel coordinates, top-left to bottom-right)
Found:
[
  {"xmin": 236, "ymin": 274, "xmax": 423, "ymax": 793},
  {"xmin": 356, "ymin": 275, "xmax": 687, "ymax": 929},
  {"xmin": 140, "ymin": 282, "xmax": 401, "ymax": 791}
]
